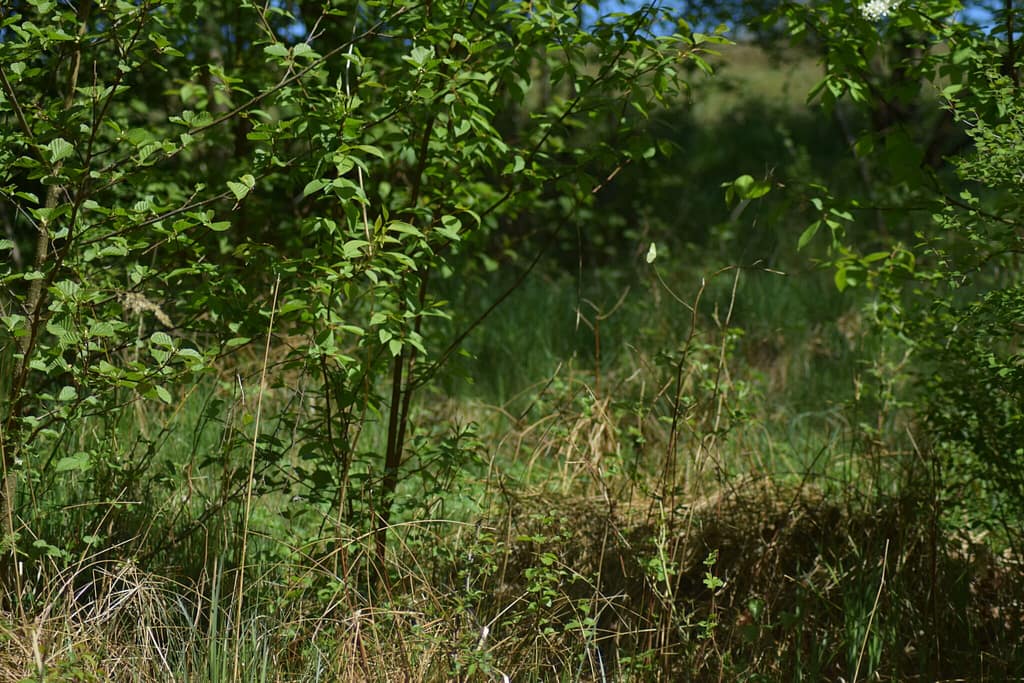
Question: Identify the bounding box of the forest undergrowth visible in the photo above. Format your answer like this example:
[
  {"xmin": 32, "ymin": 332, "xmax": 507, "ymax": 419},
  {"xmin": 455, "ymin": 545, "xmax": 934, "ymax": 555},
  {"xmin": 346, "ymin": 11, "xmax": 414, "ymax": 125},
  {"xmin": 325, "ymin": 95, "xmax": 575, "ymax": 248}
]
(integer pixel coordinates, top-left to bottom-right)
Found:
[
  {"xmin": 3, "ymin": 264, "xmax": 1022, "ymax": 682},
  {"xmin": 3, "ymin": 0, "xmax": 1024, "ymax": 680}
]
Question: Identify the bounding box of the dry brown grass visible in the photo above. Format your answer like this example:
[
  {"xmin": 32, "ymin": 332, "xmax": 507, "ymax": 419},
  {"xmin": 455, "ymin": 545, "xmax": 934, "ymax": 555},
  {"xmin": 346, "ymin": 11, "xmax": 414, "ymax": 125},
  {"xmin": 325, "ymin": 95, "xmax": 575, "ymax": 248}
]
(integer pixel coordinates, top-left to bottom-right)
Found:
[{"xmin": 1, "ymin": 471, "xmax": 1021, "ymax": 681}]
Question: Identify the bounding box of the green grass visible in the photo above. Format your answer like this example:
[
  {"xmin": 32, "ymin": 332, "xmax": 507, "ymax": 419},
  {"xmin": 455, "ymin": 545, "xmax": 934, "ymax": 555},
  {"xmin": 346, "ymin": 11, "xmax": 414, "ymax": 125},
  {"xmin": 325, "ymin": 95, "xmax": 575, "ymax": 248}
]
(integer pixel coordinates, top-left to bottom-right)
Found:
[
  {"xmin": 693, "ymin": 44, "xmax": 826, "ymax": 122},
  {"xmin": 5, "ymin": 295, "xmax": 1023, "ymax": 681}
]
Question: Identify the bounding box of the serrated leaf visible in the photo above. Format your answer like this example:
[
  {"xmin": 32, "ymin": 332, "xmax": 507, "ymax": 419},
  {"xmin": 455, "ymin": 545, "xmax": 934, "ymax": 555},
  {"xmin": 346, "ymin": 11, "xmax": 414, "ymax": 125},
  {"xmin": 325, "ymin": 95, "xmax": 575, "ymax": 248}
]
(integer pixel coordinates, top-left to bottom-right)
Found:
[
  {"xmin": 57, "ymin": 385, "xmax": 77, "ymax": 401},
  {"xmin": 227, "ymin": 174, "xmax": 255, "ymax": 201},
  {"xmin": 89, "ymin": 321, "xmax": 116, "ymax": 337},
  {"xmin": 96, "ymin": 360, "xmax": 121, "ymax": 378},
  {"xmin": 227, "ymin": 181, "xmax": 249, "ymax": 200},
  {"xmin": 150, "ymin": 331, "xmax": 173, "ymax": 347},
  {"xmin": 264, "ymin": 43, "xmax": 289, "ymax": 58},
  {"xmin": 46, "ymin": 318, "xmax": 78, "ymax": 346},
  {"xmin": 46, "ymin": 137, "xmax": 73, "ymax": 163}
]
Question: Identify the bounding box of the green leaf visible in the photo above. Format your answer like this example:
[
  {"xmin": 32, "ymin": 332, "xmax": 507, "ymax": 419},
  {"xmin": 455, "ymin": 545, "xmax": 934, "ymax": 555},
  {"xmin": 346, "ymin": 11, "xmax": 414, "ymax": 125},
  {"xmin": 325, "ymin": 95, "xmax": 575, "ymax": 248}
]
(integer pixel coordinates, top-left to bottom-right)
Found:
[
  {"xmin": 834, "ymin": 267, "xmax": 848, "ymax": 292},
  {"xmin": 388, "ymin": 221, "xmax": 422, "ymax": 238},
  {"xmin": 437, "ymin": 215, "xmax": 462, "ymax": 240},
  {"xmin": 154, "ymin": 385, "xmax": 173, "ymax": 404},
  {"xmin": 32, "ymin": 539, "xmax": 67, "ymax": 559},
  {"xmin": 352, "ymin": 144, "xmax": 385, "ymax": 159},
  {"xmin": 853, "ymin": 135, "xmax": 874, "ymax": 158},
  {"xmin": 57, "ymin": 386, "xmax": 77, "ymax": 402},
  {"xmin": 53, "ymin": 278, "xmax": 81, "ymax": 301},
  {"xmin": 731, "ymin": 174, "xmax": 771, "ymax": 200},
  {"xmin": 46, "ymin": 137, "xmax": 73, "ymax": 163},
  {"xmin": 56, "ymin": 452, "xmax": 91, "ymax": 473},
  {"xmin": 797, "ymin": 221, "xmax": 821, "ymax": 251},
  {"xmin": 342, "ymin": 240, "xmax": 369, "ymax": 259},
  {"xmin": 150, "ymin": 331, "xmax": 173, "ymax": 347},
  {"xmin": 863, "ymin": 250, "xmax": 890, "ymax": 263},
  {"xmin": 2, "ymin": 315, "xmax": 26, "ymax": 333},
  {"xmin": 942, "ymin": 83, "xmax": 964, "ymax": 98},
  {"xmin": 302, "ymin": 179, "xmax": 326, "ymax": 197},
  {"xmin": 407, "ymin": 45, "xmax": 434, "ymax": 67},
  {"xmin": 228, "ymin": 174, "xmax": 256, "ymax": 200},
  {"xmin": 89, "ymin": 321, "xmax": 116, "ymax": 337},
  {"xmin": 264, "ymin": 43, "xmax": 289, "ymax": 58}
]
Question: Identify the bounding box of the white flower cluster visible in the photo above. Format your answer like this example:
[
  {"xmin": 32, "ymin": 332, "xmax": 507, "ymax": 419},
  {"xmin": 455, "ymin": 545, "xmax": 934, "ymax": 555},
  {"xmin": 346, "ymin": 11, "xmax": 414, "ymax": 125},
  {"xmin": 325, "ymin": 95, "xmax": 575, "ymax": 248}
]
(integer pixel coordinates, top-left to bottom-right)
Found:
[{"xmin": 860, "ymin": 0, "xmax": 902, "ymax": 20}]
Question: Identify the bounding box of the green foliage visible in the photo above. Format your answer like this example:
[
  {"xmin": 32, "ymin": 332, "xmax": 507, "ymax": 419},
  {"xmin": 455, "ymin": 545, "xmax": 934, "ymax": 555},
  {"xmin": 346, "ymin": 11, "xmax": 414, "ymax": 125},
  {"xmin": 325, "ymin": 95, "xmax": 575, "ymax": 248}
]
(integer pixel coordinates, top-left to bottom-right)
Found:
[
  {"xmin": 765, "ymin": 0, "xmax": 1024, "ymax": 536},
  {"xmin": 0, "ymin": 0, "xmax": 711, "ymax": 595},
  {"xmin": 2, "ymin": 0, "xmax": 1024, "ymax": 678}
]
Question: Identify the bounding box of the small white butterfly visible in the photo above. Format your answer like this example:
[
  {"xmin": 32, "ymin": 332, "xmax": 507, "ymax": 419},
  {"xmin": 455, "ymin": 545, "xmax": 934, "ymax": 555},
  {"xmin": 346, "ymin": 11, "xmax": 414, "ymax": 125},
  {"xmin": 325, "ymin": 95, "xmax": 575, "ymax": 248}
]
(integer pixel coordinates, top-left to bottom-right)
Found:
[{"xmin": 645, "ymin": 242, "xmax": 657, "ymax": 264}]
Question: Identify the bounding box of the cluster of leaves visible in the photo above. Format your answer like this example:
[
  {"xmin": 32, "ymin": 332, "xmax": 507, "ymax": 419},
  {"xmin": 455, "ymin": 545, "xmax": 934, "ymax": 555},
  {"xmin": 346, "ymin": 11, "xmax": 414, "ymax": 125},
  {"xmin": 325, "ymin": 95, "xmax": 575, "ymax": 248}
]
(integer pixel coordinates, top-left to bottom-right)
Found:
[
  {"xmin": 760, "ymin": 0, "xmax": 1024, "ymax": 534},
  {"xmin": 0, "ymin": 0, "xmax": 723, "ymax": 578}
]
